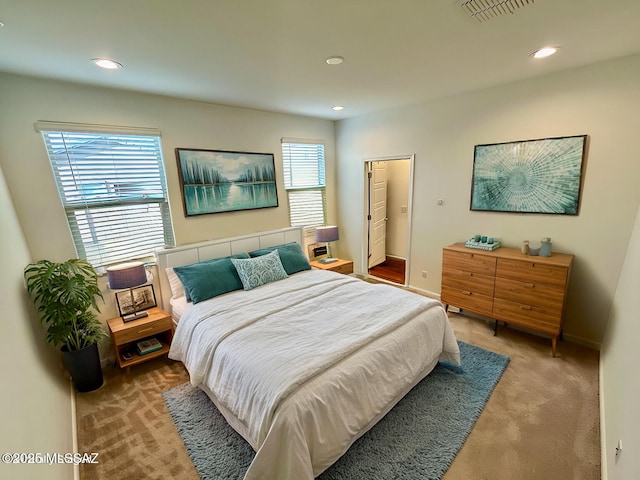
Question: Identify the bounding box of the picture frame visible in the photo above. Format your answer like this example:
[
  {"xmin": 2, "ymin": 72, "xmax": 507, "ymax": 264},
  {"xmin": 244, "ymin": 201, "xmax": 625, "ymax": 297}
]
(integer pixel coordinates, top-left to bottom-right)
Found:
[
  {"xmin": 175, "ymin": 148, "xmax": 279, "ymax": 216},
  {"xmin": 116, "ymin": 284, "xmax": 157, "ymax": 317},
  {"xmin": 470, "ymin": 135, "xmax": 588, "ymax": 215},
  {"xmin": 307, "ymin": 242, "xmax": 328, "ymax": 261}
]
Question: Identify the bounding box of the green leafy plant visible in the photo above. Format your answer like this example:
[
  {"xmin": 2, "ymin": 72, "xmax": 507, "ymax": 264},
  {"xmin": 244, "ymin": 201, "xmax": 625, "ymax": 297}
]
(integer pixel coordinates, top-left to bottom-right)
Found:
[{"xmin": 24, "ymin": 259, "xmax": 108, "ymax": 351}]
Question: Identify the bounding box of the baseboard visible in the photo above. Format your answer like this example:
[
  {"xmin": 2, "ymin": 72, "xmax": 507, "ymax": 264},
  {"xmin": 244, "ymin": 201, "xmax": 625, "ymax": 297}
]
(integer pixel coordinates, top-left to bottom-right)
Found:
[
  {"xmin": 561, "ymin": 333, "xmax": 601, "ymax": 351},
  {"xmin": 101, "ymin": 356, "xmax": 116, "ymax": 369},
  {"xmin": 599, "ymin": 356, "xmax": 608, "ymax": 480},
  {"xmin": 71, "ymin": 379, "xmax": 80, "ymax": 480},
  {"xmin": 404, "ymin": 285, "xmax": 441, "ymax": 301}
]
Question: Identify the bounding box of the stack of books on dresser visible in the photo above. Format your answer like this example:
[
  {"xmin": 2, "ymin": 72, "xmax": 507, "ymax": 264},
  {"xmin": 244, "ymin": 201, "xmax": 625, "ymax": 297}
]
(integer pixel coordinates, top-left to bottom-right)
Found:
[{"xmin": 136, "ymin": 338, "xmax": 162, "ymax": 355}]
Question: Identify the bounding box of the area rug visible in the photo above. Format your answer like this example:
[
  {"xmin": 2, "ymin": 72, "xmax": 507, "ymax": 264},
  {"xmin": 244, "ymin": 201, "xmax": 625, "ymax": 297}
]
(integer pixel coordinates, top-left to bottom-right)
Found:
[{"xmin": 162, "ymin": 341, "xmax": 509, "ymax": 480}]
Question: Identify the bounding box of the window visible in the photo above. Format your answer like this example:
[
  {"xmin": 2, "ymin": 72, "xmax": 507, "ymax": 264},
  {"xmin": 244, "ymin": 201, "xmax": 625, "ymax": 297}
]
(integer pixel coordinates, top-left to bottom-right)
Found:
[
  {"xmin": 281, "ymin": 138, "xmax": 326, "ymax": 229},
  {"xmin": 36, "ymin": 123, "xmax": 175, "ymax": 267}
]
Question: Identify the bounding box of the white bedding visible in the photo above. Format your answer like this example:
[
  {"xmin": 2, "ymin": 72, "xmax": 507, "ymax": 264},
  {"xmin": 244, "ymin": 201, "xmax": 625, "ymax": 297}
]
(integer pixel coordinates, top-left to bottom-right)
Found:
[{"xmin": 169, "ymin": 269, "xmax": 460, "ymax": 480}]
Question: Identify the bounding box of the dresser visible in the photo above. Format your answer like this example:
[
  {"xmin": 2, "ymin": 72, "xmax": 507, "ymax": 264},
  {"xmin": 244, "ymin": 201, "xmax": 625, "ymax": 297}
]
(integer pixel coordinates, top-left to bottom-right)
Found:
[{"xmin": 441, "ymin": 243, "xmax": 573, "ymax": 356}]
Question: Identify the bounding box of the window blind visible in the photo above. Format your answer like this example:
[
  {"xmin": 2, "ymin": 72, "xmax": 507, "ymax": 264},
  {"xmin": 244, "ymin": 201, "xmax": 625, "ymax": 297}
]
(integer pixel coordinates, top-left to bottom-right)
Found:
[
  {"xmin": 39, "ymin": 129, "xmax": 175, "ymax": 267},
  {"xmin": 281, "ymin": 140, "xmax": 326, "ymax": 228}
]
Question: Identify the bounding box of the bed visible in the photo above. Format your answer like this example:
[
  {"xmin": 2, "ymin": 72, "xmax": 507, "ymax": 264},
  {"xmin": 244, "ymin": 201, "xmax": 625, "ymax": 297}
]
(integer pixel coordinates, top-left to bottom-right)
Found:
[{"xmin": 156, "ymin": 227, "xmax": 460, "ymax": 480}]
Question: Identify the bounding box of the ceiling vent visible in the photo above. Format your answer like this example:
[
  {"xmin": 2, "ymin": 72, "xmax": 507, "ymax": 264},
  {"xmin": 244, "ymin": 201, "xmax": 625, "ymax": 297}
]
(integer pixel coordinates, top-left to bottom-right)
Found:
[{"xmin": 460, "ymin": 0, "xmax": 535, "ymax": 22}]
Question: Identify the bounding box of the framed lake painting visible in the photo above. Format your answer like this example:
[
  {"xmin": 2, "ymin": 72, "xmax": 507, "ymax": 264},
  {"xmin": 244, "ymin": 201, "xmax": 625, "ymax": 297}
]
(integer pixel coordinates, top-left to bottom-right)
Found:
[
  {"xmin": 176, "ymin": 148, "xmax": 278, "ymax": 216},
  {"xmin": 470, "ymin": 135, "xmax": 587, "ymax": 215}
]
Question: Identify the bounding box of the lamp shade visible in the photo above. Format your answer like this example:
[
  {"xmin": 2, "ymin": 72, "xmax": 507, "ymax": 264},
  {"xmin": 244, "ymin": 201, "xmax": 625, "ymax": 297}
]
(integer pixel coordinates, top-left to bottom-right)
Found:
[
  {"xmin": 107, "ymin": 262, "xmax": 147, "ymax": 290},
  {"xmin": 315, "ymin": 226, "xmax": 339, "ymax": 243}
]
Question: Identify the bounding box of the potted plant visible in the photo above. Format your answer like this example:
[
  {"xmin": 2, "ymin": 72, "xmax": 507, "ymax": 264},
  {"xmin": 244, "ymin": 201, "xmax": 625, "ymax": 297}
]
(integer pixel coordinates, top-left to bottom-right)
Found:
[{"xmin": 24, "ymin": 258, "xmax": 108, "ymax": 392}]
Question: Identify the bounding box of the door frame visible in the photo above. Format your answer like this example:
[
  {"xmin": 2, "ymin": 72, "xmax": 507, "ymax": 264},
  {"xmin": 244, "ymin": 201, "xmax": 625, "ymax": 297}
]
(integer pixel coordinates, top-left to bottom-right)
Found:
[{"xmin": 362, "ymin": 154, "xmax": 415, "ymax": 287}]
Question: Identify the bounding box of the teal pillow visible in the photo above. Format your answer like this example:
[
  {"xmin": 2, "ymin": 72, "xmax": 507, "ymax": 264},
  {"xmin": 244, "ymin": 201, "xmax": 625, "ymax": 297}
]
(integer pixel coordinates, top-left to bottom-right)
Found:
[
  {"xmin": 173, "ymin": 253, "xmax": 249, "ymax": 304},
  {"xmin": 248, "ymin": 242, "xmax": 311, "ymax": 275},
  {"xmin": 231, "ymin": 249, "xmax": 288, "ymax": 291}
]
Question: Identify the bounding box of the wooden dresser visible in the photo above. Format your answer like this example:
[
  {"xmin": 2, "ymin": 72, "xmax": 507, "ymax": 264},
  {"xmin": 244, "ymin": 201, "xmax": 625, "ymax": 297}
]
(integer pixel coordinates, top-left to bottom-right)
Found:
[{"xmin": 441, "ymin": 243, "xmax": 573, "ymax": 356}]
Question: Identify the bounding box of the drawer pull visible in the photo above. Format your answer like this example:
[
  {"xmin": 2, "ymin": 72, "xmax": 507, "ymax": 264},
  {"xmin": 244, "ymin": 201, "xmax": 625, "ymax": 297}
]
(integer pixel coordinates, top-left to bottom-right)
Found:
[
  {"xmin": 136, "ymin": 327, "xmax": 154, "ymax": 334},
  {"xmin": 464, "ymin": 271, "xmax": 473, "ymax": 276},
  {"xmin": 464, "ymin": 291, "xmax": 473, "ymax": 296},
  {"xmin": 524, "ymin": 283, "xmax": 535, "ymax": 288},
  {"xmin": 520, "ymin": 305, "xmax": 533, "ymax": 310}
]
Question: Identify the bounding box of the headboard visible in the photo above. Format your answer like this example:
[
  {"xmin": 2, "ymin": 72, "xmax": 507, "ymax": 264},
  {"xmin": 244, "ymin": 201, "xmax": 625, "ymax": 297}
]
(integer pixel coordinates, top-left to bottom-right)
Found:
[{"xmin": 155, "ymin": 226, "xmax": 305, "ymax": 311}]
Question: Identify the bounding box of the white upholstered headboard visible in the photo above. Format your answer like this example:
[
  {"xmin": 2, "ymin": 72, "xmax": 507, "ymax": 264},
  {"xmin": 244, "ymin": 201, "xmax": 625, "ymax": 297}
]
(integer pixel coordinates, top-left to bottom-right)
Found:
[{"xmin": 155, "ymin": 226, "xmax": 305, "ymax": 312}]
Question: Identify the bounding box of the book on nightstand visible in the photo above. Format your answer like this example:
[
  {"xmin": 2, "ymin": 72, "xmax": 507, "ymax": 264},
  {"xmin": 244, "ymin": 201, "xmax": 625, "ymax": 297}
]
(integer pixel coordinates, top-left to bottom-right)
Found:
[{"xmin": 136, "ymin": 338, "xmax": 163, "ymax": 355}]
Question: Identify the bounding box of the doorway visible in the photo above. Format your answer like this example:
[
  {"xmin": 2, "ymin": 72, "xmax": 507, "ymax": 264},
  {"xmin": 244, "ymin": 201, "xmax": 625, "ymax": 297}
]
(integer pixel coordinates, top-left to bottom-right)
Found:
[{"xmin": 363, "ymin": 155, "xmax": 414, "ymax": 286}]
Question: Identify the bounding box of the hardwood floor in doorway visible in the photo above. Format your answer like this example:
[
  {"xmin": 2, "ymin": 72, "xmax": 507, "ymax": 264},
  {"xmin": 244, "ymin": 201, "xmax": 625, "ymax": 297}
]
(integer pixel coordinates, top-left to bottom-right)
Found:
[{"xmin": 368, "ymin": 256, "xmax": 406, "ymax": 284}]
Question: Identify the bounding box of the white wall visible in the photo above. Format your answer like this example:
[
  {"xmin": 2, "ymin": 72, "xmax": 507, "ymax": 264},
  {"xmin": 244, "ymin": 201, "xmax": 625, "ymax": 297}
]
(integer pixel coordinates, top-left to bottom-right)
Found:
[
  {"xmin": 600, "ymin": 203, "xmax": 640, "ymax": 479},
  {"xmin": 0, "ymin": 165, "xmax": 73, "ymax": 480},
  {"xmin": 336, "ymin": 53, "xmax": 640, "ymax": 347},
  {"xmin": 0, "ymin": 73, "xmax": 336, "ymax": 263}
]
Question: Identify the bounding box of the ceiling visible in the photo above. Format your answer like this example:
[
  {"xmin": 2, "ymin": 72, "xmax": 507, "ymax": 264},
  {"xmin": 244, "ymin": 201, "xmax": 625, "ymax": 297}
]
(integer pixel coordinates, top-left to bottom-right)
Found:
[{"xmin": 1, "ymin": 0, "xmax": 639, "ymax": 120}]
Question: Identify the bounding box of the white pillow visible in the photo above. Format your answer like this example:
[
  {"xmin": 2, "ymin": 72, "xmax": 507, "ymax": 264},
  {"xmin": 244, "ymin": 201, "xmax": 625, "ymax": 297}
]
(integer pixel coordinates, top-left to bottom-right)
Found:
[{"xmin": 165, "ymin": 267, "xmax": 186, "ymax": 299}]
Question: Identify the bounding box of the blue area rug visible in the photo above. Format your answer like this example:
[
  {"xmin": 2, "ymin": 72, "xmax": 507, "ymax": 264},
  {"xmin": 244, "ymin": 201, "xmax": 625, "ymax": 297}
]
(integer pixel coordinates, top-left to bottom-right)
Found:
[{"xmin": 162, "ymin": 341, "xmax": 509, "ymax": 480}]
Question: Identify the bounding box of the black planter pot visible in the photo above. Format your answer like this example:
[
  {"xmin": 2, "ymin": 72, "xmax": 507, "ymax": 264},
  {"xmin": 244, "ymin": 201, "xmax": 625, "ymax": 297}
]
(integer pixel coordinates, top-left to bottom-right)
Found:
[{"xmin": 61, "ymin": 343, "xmax": 104, "ymax": 393}]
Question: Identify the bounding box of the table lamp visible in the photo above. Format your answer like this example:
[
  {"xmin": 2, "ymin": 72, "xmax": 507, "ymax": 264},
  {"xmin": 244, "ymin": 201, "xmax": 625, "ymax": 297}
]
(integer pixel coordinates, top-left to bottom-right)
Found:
[
  {"xmin": 315, "ymin": 226, "xmax": 339, "ymax": 264},
  {"xmin": 107, "ymin": 262, "xmax": 149, "ymax": 322}
]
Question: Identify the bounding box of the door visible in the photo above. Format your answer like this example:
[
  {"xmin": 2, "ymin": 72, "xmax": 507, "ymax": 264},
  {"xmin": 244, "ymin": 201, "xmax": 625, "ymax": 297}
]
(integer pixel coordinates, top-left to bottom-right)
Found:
[{"xmin": 368, "ymin": 161, "xmax": 388, "ymax": 268}]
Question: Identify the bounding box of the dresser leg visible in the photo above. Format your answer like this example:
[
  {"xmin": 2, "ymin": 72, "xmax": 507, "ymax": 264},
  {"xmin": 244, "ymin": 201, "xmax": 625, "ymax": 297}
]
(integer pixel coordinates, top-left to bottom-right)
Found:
[
  {"xmin": 493, "ymin": 319, "xmax": 498, "ymax": 336},
  {"xmin": 551, "ymin": 336, "xmax": 557, "ymax": 357}
]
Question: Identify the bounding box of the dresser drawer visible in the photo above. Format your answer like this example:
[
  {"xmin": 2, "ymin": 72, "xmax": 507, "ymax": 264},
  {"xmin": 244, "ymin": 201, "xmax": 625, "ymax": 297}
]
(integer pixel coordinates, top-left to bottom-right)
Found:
[
  {"xmin": 494, "ymin": 277, "xmax": 564, "ymax": 314},
  {"xmin": 442, "ymin": 266, "xmax": 495, "ymax": 297},
  {"xmin": 493, "ymin": 298, "xmax": 562, "ymax": 334},
  {"xmin": 443, "ymin": 249, "xmax": 496, "ymax": 276},
  {"xmin": 496, "ymin": 258, "xmax": 568, "ymax": 288},
  {"xmin": 113, "ymin": 316, "xmax": 173, "ymax": 344},
  {"xmin": 441, "ymin": 285, "xmax": 494, "ymax": 316}
]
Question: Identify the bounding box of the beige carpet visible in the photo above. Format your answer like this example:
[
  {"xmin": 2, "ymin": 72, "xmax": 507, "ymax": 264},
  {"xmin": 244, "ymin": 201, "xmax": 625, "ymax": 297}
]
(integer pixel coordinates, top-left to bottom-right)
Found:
[{"xmin": 76, "ymin": 312, "xmax": 600, "ymax": 480}]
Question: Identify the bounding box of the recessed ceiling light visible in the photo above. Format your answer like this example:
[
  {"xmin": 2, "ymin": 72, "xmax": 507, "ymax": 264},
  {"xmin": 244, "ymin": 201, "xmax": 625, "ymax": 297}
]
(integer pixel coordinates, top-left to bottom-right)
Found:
[
  {"xmin": 531, "ymin": 47, "xmax": 559, "ymax": 59},
  {"xmin": 332, "ymin": 106, "xmax": 345, "ymax": 111},
  {"xmin": 92, "ymin": 58, "xmax": 123, "ymax": 70},
  {"xmin": 326, "ymin": 56, "xmax": 344, "ymax": 65}
]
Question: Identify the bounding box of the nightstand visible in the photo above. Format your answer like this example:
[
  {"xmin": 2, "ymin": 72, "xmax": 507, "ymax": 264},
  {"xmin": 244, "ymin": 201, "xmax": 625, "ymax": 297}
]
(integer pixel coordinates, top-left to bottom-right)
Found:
[
  {"xmin": 107, "ymin": 307, "xmax": 173, "ymax": 370},
  {"xmin": 310, "ymin": 258, "xmax": 354, "ymax": 275}
]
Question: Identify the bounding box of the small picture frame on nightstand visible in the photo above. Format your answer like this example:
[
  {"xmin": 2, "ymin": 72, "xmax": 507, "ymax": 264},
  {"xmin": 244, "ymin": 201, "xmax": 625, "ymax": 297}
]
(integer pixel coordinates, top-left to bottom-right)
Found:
[
  {"xmin": 307, "ymin": 242, "xmax": 328, "ymax": 261},
  {"xmin": 116, "ymin": 284, "xmax": 157, "ymax": 318}
]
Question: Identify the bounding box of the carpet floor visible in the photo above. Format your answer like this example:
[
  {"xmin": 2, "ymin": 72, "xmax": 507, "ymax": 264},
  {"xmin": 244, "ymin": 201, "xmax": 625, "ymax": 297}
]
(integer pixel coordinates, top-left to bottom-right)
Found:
[
  {"xmin": 162, "ymin": 341, "xmax": 508, "ymax": 480},
  {"xmin": 76, "ymin": 311, "xmax": 600, "ymax": 480}
]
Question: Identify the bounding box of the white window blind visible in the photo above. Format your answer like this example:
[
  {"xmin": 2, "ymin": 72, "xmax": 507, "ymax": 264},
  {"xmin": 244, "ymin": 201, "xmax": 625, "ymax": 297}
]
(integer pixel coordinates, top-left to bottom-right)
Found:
[
  {"xmin": 281, "ymin": 140, "xmax": 326, "ymax": 228},
  {"xmin": 38, "ymin": 127, "xmax": 175, "ymax": 267}
]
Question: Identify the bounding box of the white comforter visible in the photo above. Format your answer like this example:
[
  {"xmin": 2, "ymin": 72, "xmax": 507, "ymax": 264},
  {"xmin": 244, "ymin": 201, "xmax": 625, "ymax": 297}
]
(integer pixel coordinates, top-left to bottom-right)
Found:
[{"xmin": 170, "ymin": 269, "xmax": 460, "ymax": 480}]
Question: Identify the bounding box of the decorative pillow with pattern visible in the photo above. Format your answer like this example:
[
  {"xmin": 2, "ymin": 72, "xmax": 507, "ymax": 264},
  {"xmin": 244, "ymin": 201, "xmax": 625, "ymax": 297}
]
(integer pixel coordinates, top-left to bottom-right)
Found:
[{"xmin": 231, "ymin": 249, "xmax": 288, "ymax": 291}]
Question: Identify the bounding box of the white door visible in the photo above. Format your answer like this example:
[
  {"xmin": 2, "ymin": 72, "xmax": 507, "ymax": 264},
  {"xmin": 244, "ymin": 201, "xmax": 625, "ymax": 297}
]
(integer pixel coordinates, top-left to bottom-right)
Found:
[{"xmin": 368, "ymin": 161, "xmax": 388, "ymax": 268}]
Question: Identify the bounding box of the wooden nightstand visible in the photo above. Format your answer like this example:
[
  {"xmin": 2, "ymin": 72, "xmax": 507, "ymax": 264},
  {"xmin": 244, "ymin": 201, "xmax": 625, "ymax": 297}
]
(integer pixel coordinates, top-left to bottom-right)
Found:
[
  {"xmin": 310, "ymin": 258, "xmax": 354, "ymax": 275},
  {"xmin": 107, "ymin": 307, "xmax": 174, "ymax": 370}
]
